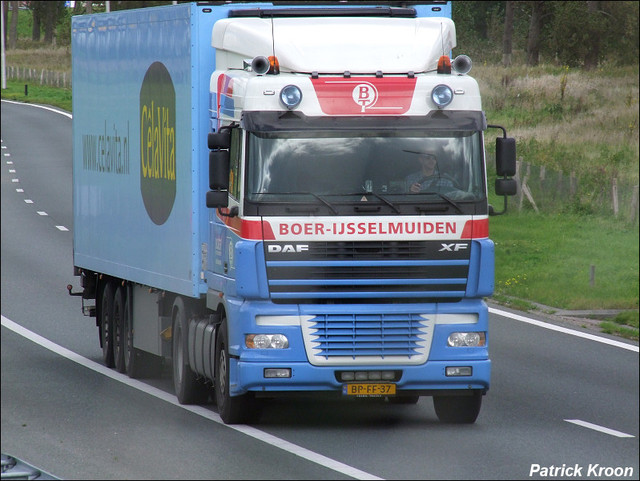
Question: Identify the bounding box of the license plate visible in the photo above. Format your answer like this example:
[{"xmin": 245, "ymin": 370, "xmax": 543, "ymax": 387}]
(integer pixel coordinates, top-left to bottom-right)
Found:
[{"xmin": 342, "ymin": 383, "xmax": 396, "ymax": 397}]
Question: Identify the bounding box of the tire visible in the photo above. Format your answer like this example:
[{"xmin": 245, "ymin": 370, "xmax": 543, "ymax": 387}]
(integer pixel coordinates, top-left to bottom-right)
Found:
[
  {"xmin": 214, "ymin": 320, "xmax": 261, "ymax": 424},
  {"xmin": 112, "ymin": 286, "xmax": 126, "ymax": 373},
  {"xmin": 100, "ymin": 282, "xmax": 115, "ymax": 368},
  {"xmin": 172, "ymin": 297, "xmax": 209, "ymax": 404},
  {"xmin": 433, "ymin": 392, "xmax": 482, "ymax": 424}
]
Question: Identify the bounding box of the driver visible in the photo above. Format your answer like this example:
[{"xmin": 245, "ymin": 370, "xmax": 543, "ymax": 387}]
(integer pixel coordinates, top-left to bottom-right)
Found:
[{"xmin": 405, "ymin": 152, "xmax": 455, "ymax": 193}]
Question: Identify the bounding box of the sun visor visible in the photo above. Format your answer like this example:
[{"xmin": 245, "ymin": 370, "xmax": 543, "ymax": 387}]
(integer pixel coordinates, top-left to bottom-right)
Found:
[{"xmin": 241, "ymin": 110, "xmax": 487, "ymax": 132}]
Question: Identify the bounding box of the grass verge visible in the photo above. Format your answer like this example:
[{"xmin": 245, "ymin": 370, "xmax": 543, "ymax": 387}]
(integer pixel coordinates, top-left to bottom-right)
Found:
[{"xmin": 2, "ymin": 80, "xmax": 72, "ymax": 112}]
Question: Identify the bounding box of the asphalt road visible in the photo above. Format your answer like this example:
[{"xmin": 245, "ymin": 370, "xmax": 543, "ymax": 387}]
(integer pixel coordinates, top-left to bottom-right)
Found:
[{"xmin": 2, "ymin": 99, "xmax": 638, "ymax": 480}]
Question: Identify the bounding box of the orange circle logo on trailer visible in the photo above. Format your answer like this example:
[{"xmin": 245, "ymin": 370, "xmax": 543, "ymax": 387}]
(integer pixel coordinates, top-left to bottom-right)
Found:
[{"xmin": 139, "ymin": 62, "xmax": 176, "ymax": 225}]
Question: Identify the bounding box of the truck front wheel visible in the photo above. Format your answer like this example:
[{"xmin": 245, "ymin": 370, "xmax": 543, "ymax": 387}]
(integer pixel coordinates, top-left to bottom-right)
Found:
[
  {"xmin": 433, "ymin": 391, "xmax": 482, "ymax": 424},
  {"xmin": 214, "ymin": 320, "xmax": 260, "ymax": 424},
  {"xmin": 172, "ymin": 297, "xmax": 208, "ymax": 404}
]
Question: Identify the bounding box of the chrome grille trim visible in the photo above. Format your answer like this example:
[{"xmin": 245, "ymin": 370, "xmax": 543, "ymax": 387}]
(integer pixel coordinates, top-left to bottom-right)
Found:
[{"xmin": 301, "ymin": 313, "xmax": 433, "ymax": 366}]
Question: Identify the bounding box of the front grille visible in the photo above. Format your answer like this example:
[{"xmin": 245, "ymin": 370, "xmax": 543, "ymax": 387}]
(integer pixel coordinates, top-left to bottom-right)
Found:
[
  {"xmin": 265, "ymin": 241, "xmax": 470, "ymax": 304},
  {"xmin": 301, "ymin": 312, "xmax": 433, "ymax": 366}
]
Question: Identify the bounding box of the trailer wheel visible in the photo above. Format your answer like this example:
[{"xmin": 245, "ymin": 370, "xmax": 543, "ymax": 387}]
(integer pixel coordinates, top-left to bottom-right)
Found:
[
  {"xmin": 112, "ymin": 286, "xmax": 126, "ymax": 373},
  {"xmin": 172, "ymin": 297, "xmax": 208, "ymax": 404},
  {"xmin": 433, "ymin": 392, "xmax": 482, "ymax": 424},
  {"xmin": 214, "ymin": 320, "xmax": 261, "ymax": 424},
  {"xmin": 100, "ymin": 282, "xmax": 115, "ymax": 368},
  {"xmin": 122, "ymin": 293, "xmax": 138, "ymax": 378}
]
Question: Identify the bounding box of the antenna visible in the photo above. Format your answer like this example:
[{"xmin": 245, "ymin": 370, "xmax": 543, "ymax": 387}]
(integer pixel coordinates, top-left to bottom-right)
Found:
[
  {"xmin": 270, "ymin": 16, "xmax": 276, "ymax": 59},
  {"xmin": 440, "ymin": 23, "xmax": 445, "ymax": 56}
]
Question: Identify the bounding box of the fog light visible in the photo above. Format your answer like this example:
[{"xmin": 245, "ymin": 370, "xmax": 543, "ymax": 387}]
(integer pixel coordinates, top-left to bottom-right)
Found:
[
  {"xmin": 446, "ymin": 366, "xmax": 472, "ymax": 376},
  {"xmin": 341, "ymin": 372, "xmax": 355, "ymax": 381},
  {"xmin": 264, "ymin": 368, "xmax": 291, "ymax": 378},
  {"xmin": 246, "ymin": 334, "xmax": 289, "ymax": 349},
  {"xmin": 447, "ymin": 332, "xmax": 485, "ymax": 347},
  {"xmin": 381, "ymin": 371, "xmax": 396, "ymax": 380},
  {"xmin": 355, "ymin": 372, "xmax": 368, "ymax": 381}
]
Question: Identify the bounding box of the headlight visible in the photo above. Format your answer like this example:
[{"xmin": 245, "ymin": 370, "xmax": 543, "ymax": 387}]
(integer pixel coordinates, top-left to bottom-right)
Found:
[
  {"xmin": 447, "ymin": 332, "xmax": 486, "ymax": 347},
  {"xmin": 431, "ymin": 84, "xmax": 453, "ymax": 108},
  {"xmin": 280, "ymin": 85, "xmax": 302, "ymax": 109},
  {"xmin": 246, "ymin": 334, "xmax": 289, "ymax": 349}
]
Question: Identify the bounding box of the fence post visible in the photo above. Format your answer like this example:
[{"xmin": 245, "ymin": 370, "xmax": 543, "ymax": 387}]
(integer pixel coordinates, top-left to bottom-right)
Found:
[
  {"xmin": 612, "ymin": 177, "xmax": 619, "ymax": 217},
  {"xmin": 569, "ymin": 171, "xmax": 577, "ymax": 199},
  {"xmin": 630, "ymin": 185, "xmax": 639, "ymax": 224},
  {"xmin": 516, "ymin": 158, "xmax": 524, "ymax": 211}
]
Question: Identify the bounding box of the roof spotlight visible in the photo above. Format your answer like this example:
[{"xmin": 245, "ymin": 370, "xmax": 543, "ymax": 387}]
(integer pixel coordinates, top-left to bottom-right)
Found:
[
  {"xmin": 431, "ymin": 84, "xmax": 453, "ymax": 108},
  {"xmin": 280, "ymin": 85, "xmax": 302, "ymax": 109}
]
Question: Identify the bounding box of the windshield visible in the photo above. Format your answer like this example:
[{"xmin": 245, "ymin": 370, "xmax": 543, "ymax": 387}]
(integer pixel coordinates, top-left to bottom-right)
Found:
[{"xmin": 246, "ymin": 129, "xmax": 485, "ymax": 205}]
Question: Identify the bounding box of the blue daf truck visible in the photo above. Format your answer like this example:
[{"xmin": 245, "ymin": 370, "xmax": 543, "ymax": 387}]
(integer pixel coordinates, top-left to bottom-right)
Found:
[{"xmin": 69, "ymin": 1, "xmax": 516, "ymax": 424}]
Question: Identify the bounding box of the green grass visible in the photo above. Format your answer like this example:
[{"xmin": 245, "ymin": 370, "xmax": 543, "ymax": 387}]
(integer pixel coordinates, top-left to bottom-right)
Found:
[
  {"xmin": 600, "ymin": 321, "xmax": 639, "ymax": 341},
  {"xmin": 1, "ymin": 80, "xmax": 72, "ymax": 112},
  {"xmin": 600, "ymin": 311, "xmax": 640, "ymax": 341},
  {"xmin": 491, "ymin": 210, "xmax": 639, "ymax": 310}
]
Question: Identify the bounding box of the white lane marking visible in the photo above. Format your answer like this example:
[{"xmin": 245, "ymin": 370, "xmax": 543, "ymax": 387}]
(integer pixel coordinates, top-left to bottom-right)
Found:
[
  {"xmin": 24, "ymin": 199, "xmax": 33, "ymax": 204},
  {"xmin": 9, "ymin": 169, "xmax": 15, "ymax": 173},
  {"xmin": 3, "ymin": 101, "xmax": 72, "ymax": 235},
  {"xmin": 37, "ymin": 211, "xmax": 48, "ymax": 216},
  {"xmin": 7, "ymin": 161, "xmax": 14, "ymax": 164},
  {"xmin": 565, "ymin": 419, "xmax": 635, "ymax": 438},
  {"xmin": 0, "ymin": 315, "xmax": 383, "ymax": 481},
  {"xmin": 1, "ymin": 99, "xmax": 72, "ymax": 119},
  {"xmin": 489, "ymin": 307, "xmax": 639, "ymax": 353}
]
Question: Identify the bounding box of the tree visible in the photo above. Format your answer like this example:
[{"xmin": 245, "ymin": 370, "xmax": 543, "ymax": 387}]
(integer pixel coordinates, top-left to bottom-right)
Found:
[
  {"xmin": 583, "ymin": 1, "xmax": 601, "ymax": 70},
  {"xmin": 502, "ymin": 1, "xmax": 515, "ymax": 66},
  {"xmin": 526, "ymin": 1, "xmax": 545, "ymax": 66},
  {"xmin": 31, "ymin": 2, "xmax": 45, "ymax": 42},
  {"xmin": 41, "ymin": 1, "xmax": 65, "ymax": 45}
]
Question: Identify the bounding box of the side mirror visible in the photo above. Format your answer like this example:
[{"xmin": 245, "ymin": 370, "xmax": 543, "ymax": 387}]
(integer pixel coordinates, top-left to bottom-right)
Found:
[
  {"xmin": 487, "ymin": 125, "xmax": 517, "ymax": 216},
  {"xmin": 207, "ymin": 126, "xmax": 233, "ymax": 209},
  {"xmin": 208, "ymin": 130, "xmax": 231, "ymax": 150},
  {"xmin": 206, "ymin": 190, "xmax": 228, "ymax": 209},
  {"xmin": 209, "ymin": 150, "xmax": 230, "ymax": 190},
  {"xmin": 495, "ymin": 178, "xmax": 517, "ymax": 196},
  {"xmin": 496, "ymin": 137, "xmax": 516, "ymax": 176}
]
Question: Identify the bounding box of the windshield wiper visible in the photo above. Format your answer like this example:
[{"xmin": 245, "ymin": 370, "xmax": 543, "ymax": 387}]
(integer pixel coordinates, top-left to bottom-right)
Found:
[
  {"xmin": 283, "ymin": 192, "xmax": 339, "ymax": 215},
  {"xmin": 423, "ymin": 191, "xmax": 463, "ymax": 214}
]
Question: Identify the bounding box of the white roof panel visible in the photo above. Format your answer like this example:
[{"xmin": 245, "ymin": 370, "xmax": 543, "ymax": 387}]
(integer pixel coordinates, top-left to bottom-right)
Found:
[{"xmin": 212, "ymin": 16, "xmax": 456, "ymax": 74}]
